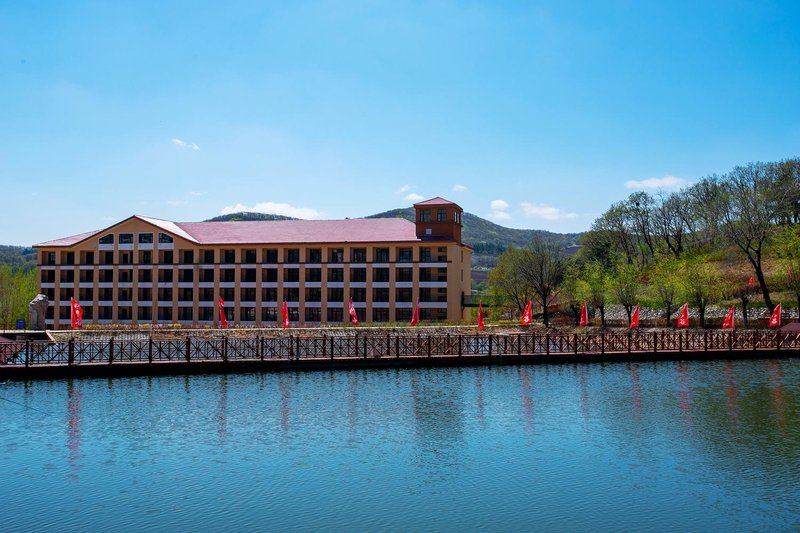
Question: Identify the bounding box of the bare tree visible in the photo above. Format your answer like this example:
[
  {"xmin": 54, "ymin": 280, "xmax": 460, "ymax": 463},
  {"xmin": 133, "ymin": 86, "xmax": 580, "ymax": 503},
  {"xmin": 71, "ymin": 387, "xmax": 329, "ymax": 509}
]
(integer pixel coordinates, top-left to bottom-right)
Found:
[
  {"xmin": 518, "ymin": 239, "xmax": 566, "ymax": 328},
  {"xmin": 488, "ymin": 247, "xmax": 532, "ymax": 316}
]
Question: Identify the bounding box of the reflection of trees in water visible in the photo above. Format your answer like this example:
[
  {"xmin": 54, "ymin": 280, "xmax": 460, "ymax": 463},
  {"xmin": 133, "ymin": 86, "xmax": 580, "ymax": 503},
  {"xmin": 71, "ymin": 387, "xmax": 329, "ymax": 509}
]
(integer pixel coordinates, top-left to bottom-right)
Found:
[
  {"xmin": 410, "ymin": 369, "xmax": 466, "ymax": 476},
  {"xmin": 217, "ymin": 374, "xmax": 228, "ymax": 441},
  {"xmin": 579, "ymin": 365, "xmax": 590, "ymax": 433},
  {"xmin": 66, "ymin": 379, "xmax": 82, "ymax": 478},
  {"xmin": 475, "ymin": 370, "xmax": 485, "ymax": 429},
  {"xmin": 519, "ymin": 367, "xmax": 534, "ymax": 435}
]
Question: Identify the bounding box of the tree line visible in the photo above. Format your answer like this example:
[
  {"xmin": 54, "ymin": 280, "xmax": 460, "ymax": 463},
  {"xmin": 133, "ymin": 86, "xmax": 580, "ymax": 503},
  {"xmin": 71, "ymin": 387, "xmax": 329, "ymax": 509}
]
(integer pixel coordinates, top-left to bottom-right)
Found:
[
  {"xmin": 489, "ymin": 158, "xmax": 800, "ymax": 327},
  {"xmin": 0, "ymin": 266, "xmax": 37, "ymax": 329}
]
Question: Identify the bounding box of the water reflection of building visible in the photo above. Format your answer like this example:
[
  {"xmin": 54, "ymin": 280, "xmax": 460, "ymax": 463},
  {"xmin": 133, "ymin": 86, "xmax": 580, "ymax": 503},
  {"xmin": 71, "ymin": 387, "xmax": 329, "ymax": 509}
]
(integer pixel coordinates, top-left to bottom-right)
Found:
[
  {"xmin": 66, "ymin": 379, "xmax": 82, "ymax": 477},
  {"xmin": 410, "ymin": 370, "xmax": 466, "ymax": 474}
]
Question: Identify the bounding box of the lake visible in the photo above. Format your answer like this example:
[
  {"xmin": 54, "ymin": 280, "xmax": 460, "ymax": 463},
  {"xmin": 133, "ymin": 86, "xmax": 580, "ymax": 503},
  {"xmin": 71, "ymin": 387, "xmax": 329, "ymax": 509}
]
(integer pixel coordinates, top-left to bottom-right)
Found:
[{"xmin": 2, "ymin": 359, "xmax": 799, "ymax": 531}]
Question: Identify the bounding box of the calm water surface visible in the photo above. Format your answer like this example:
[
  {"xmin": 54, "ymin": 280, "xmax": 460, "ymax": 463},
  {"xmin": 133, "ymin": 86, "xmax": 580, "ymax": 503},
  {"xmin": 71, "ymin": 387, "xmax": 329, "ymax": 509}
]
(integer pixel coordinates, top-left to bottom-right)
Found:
[{"xmin": 2, "ymin": 359, "xmax": 799, "ymax": 532}]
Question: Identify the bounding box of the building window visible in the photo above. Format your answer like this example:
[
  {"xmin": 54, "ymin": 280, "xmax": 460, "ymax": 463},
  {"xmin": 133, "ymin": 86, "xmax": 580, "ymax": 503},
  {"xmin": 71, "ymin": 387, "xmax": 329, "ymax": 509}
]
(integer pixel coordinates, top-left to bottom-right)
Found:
[
  {"xmin": 138, "ymin": 288, "xmax": 152, "ymax": 301},
  {"xmin": 328, "ymin": 268, "xmax": 343, "ymax": 282},
  {"xmin": 374, "ymin": 248, "xmax": 389, "ymax": 262},
  {"xmin": 220, "ymin": 288, "xmax": 235, "ymax": 301},
  {"xmin": 200, "ymin": 269, "xmax": 214, "ymax": 283},
  {"xmin": 284, "ymin": 268, "xmax": 299, "ymax": 282},
  {"xmin": 119, "ymin": 270, "xmax": 133, "ymax": 283},
  {"xmin": 396, "ymin": 268, "xmax": 413, "ymax": 282},
  {"xmin": 263, "ymin": 249, "xmax": 278, "ymax": 263},
  {"xmin": 178, "ymin": 288, "xmax": 193, "ymax": 301},
  {"xmin": 158, "ymin": 233, "xmax": 173, "ymax": 244},
  {"xmin": 222, "ymin": 249, "xmax": 236, "ymax": 264},
  {"xmin": 242, "ymin": 268, "xmax": 256, "ymax": 282},
  {"xmin": 242, "ymin": 308, "xmax": 256, "ymax": 321},
  {"xmin": 157, "ymin": 288, "xmax": 172, "ymax": 302},
  {"xmin": 284, "ymin": 288, "xmax": 299, "ymax": 302},
  {"xmin": 199, "ymin": 288, "xmax": 214, "ymax": 301},
  {"xmin": 100, "ymin": 306, "xmax": 114, "ymax": 320},
  {"xmin": 79, "ymin": 288, "xmax": 93, "ymax": 301},
  {"xmin": 420, "ymin": 288, "xmax": 432, "ymax": 302},
  {"xmin": 159, "ymin": 250, "xmax": 173, "ymax": 264},
  {"xmin": 139, "ymin": 233, "xmax": 153, "ymax": 244},
  {"xmin": 288, "ymin": 308, "xmax": 299, "ymax": 322},
  {"xmin": 139, "ymin": 250, "xmax": 152, "ymax": 265},
  {"xmin": 220, "ymin": 269, "xmax": 236, "ymax": 282},
  {"xmin": 328, "ymin": 288, "xmax": 344, "ymax": 302},
  {"xmin": 373, "ymin": 268, "xmax": 389, "ymax": 282},
  {"xmin": 241, "ymin": 288, "xmax": 256, "ymax": 302},
  {"xmin": 157, "ymin": 269, "xmax": 173, "ymax": 283},
  {"xmin": 262, "ymin": 288, "xmax": 277, "ymax": 302},
  {"xmin": 373, "ymin": 288, "xmax": 389, "ymax": 302},
  {"xmin": 179, "ymin": 250, "xmax": 194, "ymax": 264},
  {"xmin": 44, "ymin": 252, "xmax": 56, "ymax": 265},
  {"xmin": 305, "ymin": 308, "xmax": 321, "ymax": 323},
  {"xmin": 138, "ymin": 269, "xmax": 152, "ymax": 283},
  {"xmin": 202, "ymin": 250, "xmax": 215, "ymax": 264},
  {"xmin": 437, "ymin": 247, "xmax": 448, "ymax": 261},
  {"xmin": 329, "ymin": 248, "xmax": 344, "ymax": 263},
  {"xmin": 286, "ymin": 249, "xmax": 300, "ymax": 263},
  {"xmin": 41, "ymin": 270, "xmax": 55, "ymax": 283},
  {"xmin": 99, "ymin": 234, "xmax": 114, "ymax": 245},
  {"xmin": 307, "ymin": 248, "xmax": 322, "ymax": 263},
  {"xmin": 263, "ymin": 268, "xmax": 277, "ymax": 282},
  {"xmin": 327, "ymin": 308, "xmax": 343, "ymax": 323},
  {"xmin": 437, "ymin": 209, "xmax": 447, "ymax": 222},
  {"xmin": 420, "ymin": 247, "xmax": 431, "ymax": 262},
  {"xmin": 306, "ymin": 287, "xmax": 321, "ymax": 302},
  {"xmin": 351, "ymin": 288, "xmax": 366, "ymax": 302},
  {"xmin": 99, "ymin": 270, "xmax": 113, "ymax": 283},
  {"xmin": 350, "ymin": 268, "xmax": 366, "ymax": 282},
  {"xmin": 200, "ymin": 307, "xmax": 214, "ymax": 321},
  {"xmin": 157, "ymin": 307, "xmax": 172, "ymax": 321},
  {"xmin": 398, "ymin": 248, "xmax": 413, "ymax": 263},
  {"xmin": 306, "ymin": 268, "xmax": 321, "ymax": 282},
  {"xmin": 262, "ymin": 308, "xmax": 277, "ymax": 322},
  {"xmin": 244, "ymin": 249, "xmax": 257, "ymax": 263},
  {"xmin": 396, "ymin": 308, "xmax": 412, "ymax": 322},
  {"xmin": 454, "ymin": 212, "xmax": 460, "ymax": 223},
  {"xmin": 351, "ymin": 248, "xmax": 367, "ymax": 262},
  {"xmin": 99, "ymin": 287, "xmax": 113, "ymax": 300},
  {"xmin": 178, "ymin": 269, "xmax": 193, "ymax": 283},
  {"xmin": 373, "ymin": 308, "xmax": 389, "ymax": 322},
  {"xmin": 119, "ymin": 289, "xmax": 132, "ymax": 302},
  {"xmin": 60, "ymin": 270, "xmax": 74, "ymax": 283},
  {"xmin": 396, "ymin": 288, "xmax": 413, "ymax": 302},
  {"xmin": 419, "ymin": 209, "xmax": 431, "ymax": 222},
  {"xmin": 178, "ymin": 308, "xmax": 193, "ymax": 321}
]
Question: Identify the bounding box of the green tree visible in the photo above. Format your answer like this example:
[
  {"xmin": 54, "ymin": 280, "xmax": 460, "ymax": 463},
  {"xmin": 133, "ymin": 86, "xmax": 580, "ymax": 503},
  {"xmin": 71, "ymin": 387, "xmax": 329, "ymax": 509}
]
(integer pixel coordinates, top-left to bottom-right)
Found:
[
  {"xmin": 519, "ymin": 239, "xmax": 566, "ymax": 328},
  {"xmin": 611, "ymin": 262, "xmax": 640, "ymax": 323},
  {"xmin": 487, "ymin": 247, "xmax": 532, "ymax": 317},
  {"xmin": 0, "ymin": 266, "xmax": 37, "ymax": 328},
  {"xmin": 650, "ymin": 257, "xmax": 681, "ymax": 326},
  {"xmin": 681, "ymin": 259, "xmax": 721, "ymax": 328},
  {"xmin": 584, "ymin": 261, "xmax": 610, "ymax": 327}
]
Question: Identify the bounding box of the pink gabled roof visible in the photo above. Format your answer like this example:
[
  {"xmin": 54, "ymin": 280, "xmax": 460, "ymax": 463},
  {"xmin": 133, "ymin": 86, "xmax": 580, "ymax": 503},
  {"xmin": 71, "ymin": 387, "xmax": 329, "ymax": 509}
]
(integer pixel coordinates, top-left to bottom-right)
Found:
[
  {"xmin": 413, "ymin": 196, "xmax": 461, "ymax": 208},
  {"xmin": 176, "ymin": 218, "xmax": 420, "ymax": 244},
  {"xmin": 35, "ymin": 230, "xmax": 102, "ymax": 247}
]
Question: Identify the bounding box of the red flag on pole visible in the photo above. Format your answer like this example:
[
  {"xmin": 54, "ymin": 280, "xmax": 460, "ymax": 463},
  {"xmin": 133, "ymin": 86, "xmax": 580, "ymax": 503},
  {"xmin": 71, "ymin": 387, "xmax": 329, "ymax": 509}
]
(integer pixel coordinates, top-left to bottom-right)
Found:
[
  {"xmin": 410, "ymin": 301, "xmax": 419, "ymax": 326},
  {"xmin": 477, "ymin": 302, "xmax": 485, "ymax": 330},
  {"xmin": 677, "ymin": 303, "xmax": 689, "ymax": 328},
  {"xmin": 579, "ymin": 301, "xmax": 588, "ymax": 327},
  {"xmin": 219, "ymin": 297, "xmax": 228, "ymax": 328},
  {"xmin": 769, "ymin": 303, "xmax": 782, "ymax": 328},
  {"xmin": 722, "ymin": 305, "xmax": 735, "ymax": 329},
  {"xmin": 630, "ymin": 305, "xmax": 640, "ymax": 328},
  {"xmin": 748, "ymin": 275, "xmax": 755, "ymax": 286},
  {"xmin": 348, "ymin": 297, "xmax": 359, "ymax": 326},
  {"xmin": 281, "ymin": 301, "xmax": 290, "ymax": 329},
  {"xmin": 521, "ymin": 300, "xmax": 532, "ymax": 326},
  {"xmin": 70, "ymin": 298, "xmax": 83, "ymax": 329}
]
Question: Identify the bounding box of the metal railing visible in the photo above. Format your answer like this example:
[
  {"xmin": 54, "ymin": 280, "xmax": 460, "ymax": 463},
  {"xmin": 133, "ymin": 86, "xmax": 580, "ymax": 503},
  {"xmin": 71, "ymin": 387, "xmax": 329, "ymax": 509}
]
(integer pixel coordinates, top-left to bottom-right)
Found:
[{"xmin": 1, "ymin": 329, "xmax": 799, "ymax": 368}]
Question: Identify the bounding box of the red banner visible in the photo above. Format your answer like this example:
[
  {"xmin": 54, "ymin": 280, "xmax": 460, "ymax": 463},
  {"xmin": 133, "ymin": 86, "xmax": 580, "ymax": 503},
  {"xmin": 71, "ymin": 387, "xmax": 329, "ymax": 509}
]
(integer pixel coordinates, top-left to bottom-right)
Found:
[
  {"xmin": 630, "ymin": 305, "xmax": 639, "ymax": 328},
  {"xmin": 219, "ymin": 297, "xmax": 228, "ymax": 328},
  {"xmin": 677, "ymin": 304, "xmax": 689, "ymax": 328},
  {"xmin": 769, "ymin": 303, "xmax": 782, "ymax": 328},
  {"xmin": 478, "ymin": 302, "xmax": 485, "ymax": 330},
  {"xmin": 579, "ymin": 301, "xmax": 588, "ymax": 327},
  {"xmin": 410, "ymin": 301, "xmax": 419, "ymax": 326},
  {"xmin": 722, "ymin": 305, "xmax": 735, "ymax": 329},
  {"xmin": 521, "ymin": 300, "xmax": 532, "ymax": 326},
  {"xmin": 348, "ymin": 297, "xmax": 359, "ymax": 326},
  {"xmin": 282, "ymin": 301, "xmax": 290, "ymax": 329}
]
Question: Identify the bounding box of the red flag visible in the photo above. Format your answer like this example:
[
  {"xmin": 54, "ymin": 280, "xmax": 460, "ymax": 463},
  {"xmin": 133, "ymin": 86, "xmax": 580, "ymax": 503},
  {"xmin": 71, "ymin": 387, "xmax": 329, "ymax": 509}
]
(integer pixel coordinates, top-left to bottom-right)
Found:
[
  {"xmin": 70, "ymin": 298, "xmax": 83, "ymax": 329},
  {"xmin": 281, "ymin": 301, "xmax": 290, "ymax": 329},
  {"xmin": 410, "ymin": 301, "xmax": 419, "ymax": 326},
  {"xmin": 477, "ymin": 302, "xmax": 485, "ymax": 330},
  {"xmin": 521, "ymin": 300, "xmax": 532, "ymax": 326},
  {"xmin": 722, "ymin": 305, "xmax": 735, "ymax": 329},
  {"xmin": 677, "ymin": 303, "xmax": 689, "ymax": 328},
  {"xmin": 769, "ymin": 303, "xmax": 782, "ymax": 328},
  {"xmin": 219, "ymin": 297, "xmax": 228, "ymax": 328},
  {"xmin": 748, "ymin": 275, "xmax": 755, "ymax": 286},
  {"xmin": 630, "ymin": 305, "xmax": 640, "ymax": 328},
  {"xmin": 348, "ymin": 297, "xmax": 359, "ymax": 326},
  {"xmin": 579, "ymin": 301, "xmax": 588, "ymax": 327}
]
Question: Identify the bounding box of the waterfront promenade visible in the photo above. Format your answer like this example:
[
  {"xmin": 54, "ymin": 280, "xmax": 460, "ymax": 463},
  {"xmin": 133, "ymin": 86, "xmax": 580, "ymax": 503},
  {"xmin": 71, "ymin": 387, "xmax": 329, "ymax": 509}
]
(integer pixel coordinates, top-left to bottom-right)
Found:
[{"xmin": 1, "ymin": 328, "xmax": 798, "ymax": 380}]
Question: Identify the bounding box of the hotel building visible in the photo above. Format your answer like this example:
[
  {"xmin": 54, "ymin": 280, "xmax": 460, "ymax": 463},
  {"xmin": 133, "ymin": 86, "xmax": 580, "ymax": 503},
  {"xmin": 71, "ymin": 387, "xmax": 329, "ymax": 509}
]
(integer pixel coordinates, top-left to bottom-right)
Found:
[{"xmin": 34, "ymin": 197, "xmax": 472, "ymax": 328}]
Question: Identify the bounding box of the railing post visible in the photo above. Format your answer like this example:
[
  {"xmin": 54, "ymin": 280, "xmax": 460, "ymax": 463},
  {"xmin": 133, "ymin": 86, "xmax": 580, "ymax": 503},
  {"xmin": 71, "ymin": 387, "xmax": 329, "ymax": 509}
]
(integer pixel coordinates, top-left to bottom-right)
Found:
[
  {"xmin": 427, "ymin": 335, "xmax": 431, "ymax": 357},
  {"xmin": 289, "ymin": 335, "xmax": 294, "ymax": 360},
  {"xmin": 754, "ymin": 330, "xmax": 758, "ymax": 351},
  {"xmin": 258, "ymin": 335, "xmax": 264, "ymax": 361},
  {"xmin": 574, "ymin": 333, "xmax": 578, "ymax": 355},
  {"xmin": 601, "ymin": 332, "xmax": 605, "ymax": 354},
  {"xmin": 389, "ymin": 334, "xmax": 392, "ymax": 358},
  {"xmin": 297, "ymin": 336, "xmax": 301, "ymax": 360},
  {"xmin": 704, "ymin": 331, "xmax": 708, "ymax": 352},
  {"xmin": 545, "ymin": 333, "xmax": 550, "ymax": 355},
  {"xmin": 653, "ymin": 331, "xmax": 657, "ymax": 353},
  {"xmin": 679, "ymin": 331, "xmax": 683, "ymax": 353},
  {"xmin": 148, "ymin": 336, "xmax": 153, "ymax": 364},
  {"xmin": 109, "ymin": 337, "xmax": 115, "ymax": 365},
  {"xmin": 458, "ymin": 334, "xmax": 462, "ymax": 357},
  {"xmin": 777, "ymin": 330, "xmax": 782, "ymax": 352},
  {"xmin": 355, "ymin": 333, "xmax": 359, "ymax": 359},
  {"xmin": 627, "ymin": 331, "xmax": 631, "ymax": 354},
  {"xmin": 488, "ymin": 335, "xmax": 493, "ymax": 356},
  {"xmin": 185, "ymin": 336, "xmax": 191, "ymax": 363},
  {"xmin": 222, "ymin": 335, "xmax": 228, "ymax": 363},
  {"xmin": 364, "ymin": 335, "xmax": 368, "ymax": 359},
  {"xmin": 395, "ymin": 335, "xmax": 400, "ymax": 358},
  {"xmin": 68, "ymin": 337, "xmax": 75, "ymax": 366},
  {"xmin": 519, "ymin": 334, "xmax": 523, "ymax": 356},
  {"xmin": 729, "ymin": 330, "xmax": 733, "ymax": 351},
  {"xmin": 25, "ymin": 339, "xmax": 30, "ymax": 368}
]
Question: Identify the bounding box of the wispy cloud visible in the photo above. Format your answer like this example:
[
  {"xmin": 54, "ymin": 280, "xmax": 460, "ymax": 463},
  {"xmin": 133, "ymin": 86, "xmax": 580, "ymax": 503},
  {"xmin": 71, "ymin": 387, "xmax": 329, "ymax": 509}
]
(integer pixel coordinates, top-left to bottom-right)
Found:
[
  {"xmin": 220, "ymin": 202, "xmax": 322, "ymax": 219},
  {"xmin": 452, "ymin": 184, "xmax": 468, "ymax": 192},
  {"xmin": 398, "ymin": 185, "xmax": 412, "ymax": 193},
  {"xmin": 171, "ymin": 138, "xmax": 200, "ymax": 151},
  {"xmin": 520, "ymin": 202, "xmax": 577, "ymax": 220},
  {"xmin": 488, "ymin": 199, "xmax": 511, "ymax": 221},
  {"xmin": 404, "ymin": 193, "xmax": 424, "ymax": 202},
  {"xmin": 624, "ymin": 175, "xmax": 688, "ymax": 190},
  {"xmin": 167, "ymin": 200, "xmax": 188, "ymax": 206},
  {"xmin": 188, "ymin": 191, "xmax": 205, "ymax": 197}
]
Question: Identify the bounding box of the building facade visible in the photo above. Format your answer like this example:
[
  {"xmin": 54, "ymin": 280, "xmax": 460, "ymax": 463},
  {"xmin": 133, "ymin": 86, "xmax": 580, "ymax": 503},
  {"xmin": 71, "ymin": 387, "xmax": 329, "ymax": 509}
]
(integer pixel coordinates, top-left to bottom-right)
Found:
[{"xmin": 34, "ymin": 197, "xmax": 472, "ymax": 329}]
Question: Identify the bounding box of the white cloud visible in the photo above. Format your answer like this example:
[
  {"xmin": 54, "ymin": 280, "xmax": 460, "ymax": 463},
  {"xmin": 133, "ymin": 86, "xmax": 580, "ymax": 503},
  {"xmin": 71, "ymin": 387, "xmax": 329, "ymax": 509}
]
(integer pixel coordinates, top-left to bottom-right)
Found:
[
  {"xmin": 189, "ymin": 191, "xmax": 204, "ymax": 197},
  {"xmin": 220, "ymin": 202, "xmax": 322, "ymax": 219},
  {"xmin": 520, "ymin": 202, "xmax": 577, "ymax": 220},
  {"xmin": 171, "ymin": 138, "xmax": 200, "ymax": 151},
  {"xmin": 398, "ymin": 185, "xmax": 412, "ymax": 193},
  {"xmin": 404, "ymin": 193, "xmax": 425, "ymax": 202},
  {"xmin": 488, "ymin": 199, "xmax": 511, "ymax": 221},
  {"xmin": 167, "ymin": 200, "xmax": 188, "ymax": 206},
  {"xmin": 452, "ymin": 184, "xmax": 468, "ymax": 192},
  {"xmin": 624, "ymin": 175, "xmax": 688, "ymax": 190}
]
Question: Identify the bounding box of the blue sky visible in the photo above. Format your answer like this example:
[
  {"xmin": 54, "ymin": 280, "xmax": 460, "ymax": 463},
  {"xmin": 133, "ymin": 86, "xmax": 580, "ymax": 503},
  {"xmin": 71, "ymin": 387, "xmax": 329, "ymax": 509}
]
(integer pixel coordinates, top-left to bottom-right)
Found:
[{"xmin": 2, "ymin": 1, "xmax": 799, "ymax": 245}]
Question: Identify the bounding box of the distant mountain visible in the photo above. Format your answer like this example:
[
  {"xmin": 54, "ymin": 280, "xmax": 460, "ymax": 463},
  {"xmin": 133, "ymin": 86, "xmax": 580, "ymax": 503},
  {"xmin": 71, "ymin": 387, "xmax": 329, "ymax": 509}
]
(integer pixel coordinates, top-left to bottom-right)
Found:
[
  {"xmin": 206, "ymin": 212, "xmax": 297, "ymax": 222},
  {"xmin": 0, "ymin": 245, "xmax": 37, "ymax": 269}
]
